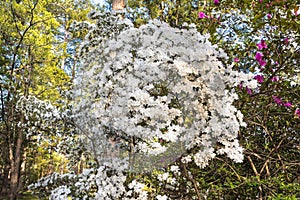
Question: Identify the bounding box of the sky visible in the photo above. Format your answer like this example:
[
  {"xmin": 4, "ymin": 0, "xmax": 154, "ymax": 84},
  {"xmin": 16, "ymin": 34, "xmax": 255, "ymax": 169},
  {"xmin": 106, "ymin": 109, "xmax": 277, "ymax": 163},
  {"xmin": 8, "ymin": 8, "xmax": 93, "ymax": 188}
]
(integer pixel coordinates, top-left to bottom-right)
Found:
[{"xmin": 92, "ymin": 0, "xmax": 107, "ymax": 7}]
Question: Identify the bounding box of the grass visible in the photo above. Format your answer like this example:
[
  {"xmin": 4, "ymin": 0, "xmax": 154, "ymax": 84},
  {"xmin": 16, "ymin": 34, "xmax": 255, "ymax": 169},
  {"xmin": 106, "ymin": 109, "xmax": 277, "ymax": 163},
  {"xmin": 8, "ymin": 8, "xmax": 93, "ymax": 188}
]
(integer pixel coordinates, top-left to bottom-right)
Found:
[{"xmin": 0, "ymin": 192, "xmax": 38, "ymax": 200}]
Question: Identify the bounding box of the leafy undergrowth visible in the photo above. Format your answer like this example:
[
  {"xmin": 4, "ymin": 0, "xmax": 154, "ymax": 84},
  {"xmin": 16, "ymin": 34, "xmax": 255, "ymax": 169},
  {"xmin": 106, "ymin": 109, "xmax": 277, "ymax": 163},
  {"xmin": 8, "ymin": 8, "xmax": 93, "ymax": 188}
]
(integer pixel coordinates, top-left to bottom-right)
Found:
[{"xmin": 0, "ymin": 192, "xmax": 38, "ymax": 200}]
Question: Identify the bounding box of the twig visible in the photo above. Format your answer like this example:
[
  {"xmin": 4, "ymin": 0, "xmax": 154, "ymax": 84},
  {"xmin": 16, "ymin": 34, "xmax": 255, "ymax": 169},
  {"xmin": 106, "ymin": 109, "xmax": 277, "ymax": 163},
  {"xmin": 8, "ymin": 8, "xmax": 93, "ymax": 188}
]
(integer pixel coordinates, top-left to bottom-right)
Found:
[{"xmin": 182, "ymin": 163, "xmax": 202, "ymax": 200}]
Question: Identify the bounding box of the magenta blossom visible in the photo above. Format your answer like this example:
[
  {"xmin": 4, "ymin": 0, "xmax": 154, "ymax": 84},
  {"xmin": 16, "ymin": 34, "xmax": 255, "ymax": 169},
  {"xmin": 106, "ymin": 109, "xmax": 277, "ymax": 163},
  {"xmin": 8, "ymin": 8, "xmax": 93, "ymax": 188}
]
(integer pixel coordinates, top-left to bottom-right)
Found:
[
  {"xmin": 295, "ymin": 109, "xmax": 300, "ymax": 117},
  {"xmin": 284, "ymin": 38, "xmax": 289, "ymax": 44},
  {"xmin": 271, "ymin": 76, "xmax": 279, "ymax": 82},
  {"xmin": 272, "ymin": 96, "xmax": 283, "ymax": 105},
  {"xmin": 254, "ymin": 75, "xmax": 264, "ymax": 83},
  {"xmin": 255, "ymin": 52, "xmax": 263, "ymax": 61},
  {"xmin": 257, "ymin": 40, "xmax": 268, "ymax": 50},
  {"xmin": 214, "ymin": 0, "xmax": 220, "ymax": 5},
  {"xmin": 234, "ymin": 57, "xmax": 239, "ymax": 62},
  {"xmin": 284, "ymin": 102, "xmax": 292, "ymax": 107},
  {"xmin": 198, "ymin": 12, "xmax": 206, "ymax": 19},
  {"xmin": 255, "ymin": 52, "xmax": 266, "ymax": 66},
  {"xmin": 246, "ymin": 87, "xmax": 252, "ymax": 95},
  {"xmin": 239, "ymin": 82, "xmax": 243, "ymax": 90},
  {"xmin": 267, "ymin": 14, "xmax": 272, "ymax": 19},
  {"xmin": 259, "ymin": 59, "xmax": 267, "ymax": 67},
  {"xmin": 239, "ymin": 84, "xmax": 252, "ymax": 95}
]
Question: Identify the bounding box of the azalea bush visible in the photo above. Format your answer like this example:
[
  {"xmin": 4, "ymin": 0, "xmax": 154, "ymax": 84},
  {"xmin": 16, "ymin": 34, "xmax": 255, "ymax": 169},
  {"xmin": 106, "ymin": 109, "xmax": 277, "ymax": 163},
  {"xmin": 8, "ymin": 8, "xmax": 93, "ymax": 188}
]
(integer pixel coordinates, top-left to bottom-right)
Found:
[
  {"xmin": 30, "ymin": 10, "xmax": 259, "ymax": 199},
  {"xmin": 194, "ymin": 1, "xmax": 300, "ymax": 199},
  {"xmin": 115, "ymin": 0, "xmax": 300, "ymax": 198},
  {"xmin": 29, "ymin": 0, "xmax": 300, "ymax": 198},
  {"xmin": 126, "ymin": 0, "xmax": 300, "ymax": 199}
]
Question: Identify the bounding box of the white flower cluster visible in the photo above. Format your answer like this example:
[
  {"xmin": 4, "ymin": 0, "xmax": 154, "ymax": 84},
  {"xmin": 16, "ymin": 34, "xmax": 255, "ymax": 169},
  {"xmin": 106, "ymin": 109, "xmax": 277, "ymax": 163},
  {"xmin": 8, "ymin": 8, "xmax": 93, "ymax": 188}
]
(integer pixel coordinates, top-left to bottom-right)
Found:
[
  {"xmin": 15, "ymin": 95, "xmax": 62, "ymax": 137},
  {"xmin": 95, "ymin": 161, "xmax": 127, "ymax": 199},
  {"xmin": 75, "ymin": 10, "xmax": 133, "ymax": 66},
  {"xmin": 74, "ymin": 15, "xmax": 257, "ymax": 172},
  {"xmin": 50, "ymin": 185, "xmax": 71, "ymax": 200},
  {"xmin": 126, "ymin": 180, "xmax": 148, "ymax": 200},
  {"xmin": 29, "ymin": 169, "xmax": 97, "ymax": 200},
  {"xmin": 156, "ymin": 195, "xmax": 168, "ymax": 200},
  {"xmin": 95, "ymin": 159, "xmax": 152, "ymax": 200}
]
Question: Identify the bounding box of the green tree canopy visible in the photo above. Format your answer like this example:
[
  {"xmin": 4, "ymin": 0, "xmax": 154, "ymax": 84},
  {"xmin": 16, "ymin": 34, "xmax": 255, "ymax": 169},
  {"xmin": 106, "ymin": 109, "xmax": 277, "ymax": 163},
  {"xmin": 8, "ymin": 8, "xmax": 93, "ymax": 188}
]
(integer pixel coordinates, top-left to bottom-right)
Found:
[{"xmin": 0, "ymin": 0, "xmax": 94, "ymax": 199}]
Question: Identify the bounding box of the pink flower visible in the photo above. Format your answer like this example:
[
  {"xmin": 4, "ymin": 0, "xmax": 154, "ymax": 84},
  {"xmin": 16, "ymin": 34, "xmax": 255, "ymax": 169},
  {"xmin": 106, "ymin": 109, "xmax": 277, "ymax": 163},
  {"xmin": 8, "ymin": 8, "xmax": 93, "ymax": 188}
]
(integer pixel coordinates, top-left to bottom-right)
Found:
[
  {"xmin": 271, "ymin": 76, "xmax": 279, "ymax": 82},
  {"xmin": 214, "ymin": 0, "xmax": 220, "ymax": 5},
  {"xmin": 259, "ymin": 59, "xmax": 267, "ymax": 67},
  {"xmin": 295, "ymin": 109, "xmax": 300, "ymax": 117},
  {"xmin": 267, "ymin": 13, "xmax": 272, "ymax": 19},
  {"xmin": 272, "ymin": 96, "xmax": 283, "ymax": 105},
  {"xmin": 284, "ymin": 38, "xmax": 289, "ymax": 44},
  {"xmin": 234, "ymin": 57, "xmax": 239, "ymax": 62},
  {"xmin": 255, "ymin": 52, "xmax": 263, "ymax": 61},
  {"xmin": 257, "ymin": 40, "xmax": 268, "ymax": 50},
  {"xmin": 255, "ymin": 52, "xmax": 266, "ymax": 66},
  {"xmin": 283, "ymin": 102, "xmax": 292, "ymax": 107},
  {"xmin": 239, "ymin": 82, "xmax": 243, "ymax": 90},
  {"xmin": 198, "ymin": 12, "xmax": 206, "ymax": 19},
  {"xmin": 246, "ymin": 87, "xmax": 252, "ymax": 95},
  {"xmin": 254, "ymin": 75, "xmax": 264, "ymax": 83}
]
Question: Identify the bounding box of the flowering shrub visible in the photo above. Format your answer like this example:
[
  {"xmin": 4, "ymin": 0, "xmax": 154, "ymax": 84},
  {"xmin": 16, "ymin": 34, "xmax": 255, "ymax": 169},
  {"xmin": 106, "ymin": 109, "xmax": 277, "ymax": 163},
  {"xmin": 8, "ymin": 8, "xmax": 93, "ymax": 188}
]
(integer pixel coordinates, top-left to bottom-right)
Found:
[
  {"xmin": 15, "ymin": 95, "xmax": 63, "ymax": 137},
  {"xmin": 32, "ymin": 11, "xmax": 258, "ymax": 199},
  {"xmin": 71, "ymin": 11, "xmax": 258, "ymax": 198},
  {"xmin": 73, "ymin": 11, "xmax": 258, "ymax": 169},
  {"xmin": 118, "ymin": 0, "xmax": 300, "ymax": 198},
  {"xmin": 29, "ymin": 169, "xmax": 97, "ymax": 199}
]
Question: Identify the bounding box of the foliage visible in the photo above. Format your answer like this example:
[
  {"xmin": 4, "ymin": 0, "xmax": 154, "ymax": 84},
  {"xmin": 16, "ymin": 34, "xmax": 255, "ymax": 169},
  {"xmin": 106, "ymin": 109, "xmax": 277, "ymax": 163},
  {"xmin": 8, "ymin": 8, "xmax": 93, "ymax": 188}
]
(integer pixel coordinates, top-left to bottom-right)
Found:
[
  {"xmin": 0, "ymin": 0, "xmax": 94, "ymax": 198},
  {"xmin": 126, "ymin": 0, "xmax": 300, "ymax": 199},
  {"xmin": 2, "ymin": 0, "xmax": 298, "ymax": 199},
  {"xmin": 30, "ymin": 10, "xmax": 260, "ymax": 199},
  {"xmin": 0, "ymin": 0, "xmax": 64, "ymax": 197}
]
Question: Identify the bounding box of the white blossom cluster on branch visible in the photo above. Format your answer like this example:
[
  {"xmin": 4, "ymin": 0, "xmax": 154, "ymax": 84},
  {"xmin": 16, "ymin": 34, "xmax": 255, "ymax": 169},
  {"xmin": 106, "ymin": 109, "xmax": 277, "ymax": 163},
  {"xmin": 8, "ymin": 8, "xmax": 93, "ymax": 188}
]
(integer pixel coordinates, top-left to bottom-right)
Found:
[
  {"xmin": 16, "ymin": 95, "xmax": 63, "ymax": 138},
  {"xmin": 29, "ymin": 169, "xmax": 97, "ymax": 200}
]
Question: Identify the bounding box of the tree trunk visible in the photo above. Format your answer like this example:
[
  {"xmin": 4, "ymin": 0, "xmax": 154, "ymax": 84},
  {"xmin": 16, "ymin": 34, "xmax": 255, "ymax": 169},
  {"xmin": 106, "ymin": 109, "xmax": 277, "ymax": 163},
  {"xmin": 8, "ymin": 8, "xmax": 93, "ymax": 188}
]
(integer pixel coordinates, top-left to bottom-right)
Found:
[
  {"xmin": 112, "ymin": 0, "xmax": 125, "ymax": 11},
  {"xmin": 1, "ymin": 164, "xmax": 9, "ymax": 195},
  {"xmin": 9, "ymin": 127, "xmax": 23, "ymax": 200},
  {"xmin": 1, "ymin": 134, "xmax": 10, "ymax": 195}
]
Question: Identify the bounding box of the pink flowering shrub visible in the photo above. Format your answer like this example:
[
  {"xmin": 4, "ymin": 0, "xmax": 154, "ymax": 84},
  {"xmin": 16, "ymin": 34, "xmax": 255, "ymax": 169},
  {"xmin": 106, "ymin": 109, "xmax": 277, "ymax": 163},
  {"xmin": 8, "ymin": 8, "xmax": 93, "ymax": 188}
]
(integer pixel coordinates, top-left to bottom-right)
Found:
[
  {"xmin": 257, "ymin": 40, "xmax": 268, "ymax": 50},
  {"xmin": 198, "ymin": 12, "xmax": 206, "ymax": 19},
  {"xmin": 214, "ymin": 0, "xmax": 220, "ymax": 5}
]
